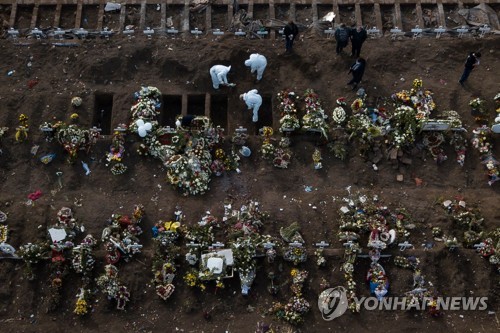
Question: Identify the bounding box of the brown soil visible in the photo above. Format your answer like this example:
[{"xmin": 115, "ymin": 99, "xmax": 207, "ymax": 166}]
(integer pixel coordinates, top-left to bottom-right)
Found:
[{"xmin": 0, "ymin": 30, "xmax": 499, "ymax": 333}]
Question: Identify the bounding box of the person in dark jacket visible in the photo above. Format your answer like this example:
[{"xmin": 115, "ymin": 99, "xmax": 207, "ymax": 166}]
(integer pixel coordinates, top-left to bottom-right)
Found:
[
  {"xmin": 350, "ymin": 26, "xmax": 367, "ymax": 57},
  {"xmin": 334, "ymin": 23, "xmax": 350, "ymax": 55},
  {"xmin": 284, "ymin": 20, "xmax": 299, "ymax": 54},
  {"xmin": 459, "ymin": 51, "xmax": 481, "ymax": 86},
  {"xmin": 347, "ymin": 57, "xmax": 366, "ymax": 90}
]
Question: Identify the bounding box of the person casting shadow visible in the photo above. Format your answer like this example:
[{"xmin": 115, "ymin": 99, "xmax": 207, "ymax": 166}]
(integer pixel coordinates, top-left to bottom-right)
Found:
[{"xmin": 347, "ymin": 57, "xmax": 366, "ymax": 90}]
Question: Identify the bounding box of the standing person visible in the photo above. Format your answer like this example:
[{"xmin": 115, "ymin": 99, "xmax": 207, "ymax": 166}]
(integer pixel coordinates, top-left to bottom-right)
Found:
[
  {"xmin": 350, "ymin": 25, "xmax": 367, "ymax": 57},
  {"xmin": 244, "ymin": 53, "xmax": 267, "ymax": 82},
  {"xmin": 459, "ymin": 51, "xmax": 481, "ymax": 86},
  {"xmin": 240, "ymin": 89, "xmax": 262, "ymax": 123},
  {"xmin": 334, "ymin": 23, "xmax": 350, "ymax": 55},
  {"xmin": 209, "ymin": 65, "xmax": 233, "ymax": 89},
  {"xmin": 283, "ymin": 20, "xmax": 299, "ymax": 54},
  {"xmin": 347, "ymin": 57, "xmax": 366, "ymax": 90}
]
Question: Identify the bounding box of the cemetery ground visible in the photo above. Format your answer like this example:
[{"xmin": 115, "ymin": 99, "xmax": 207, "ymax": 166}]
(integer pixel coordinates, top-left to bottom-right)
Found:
[{"xmin": 0, "ymin": 31, "xmax": 499, "ymax": 332}]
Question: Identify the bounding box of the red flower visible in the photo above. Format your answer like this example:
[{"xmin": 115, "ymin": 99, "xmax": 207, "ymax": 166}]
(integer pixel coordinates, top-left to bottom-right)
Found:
[{"xmin": 28, "ymin": 190, "xmax": 43, "ymax": 201}]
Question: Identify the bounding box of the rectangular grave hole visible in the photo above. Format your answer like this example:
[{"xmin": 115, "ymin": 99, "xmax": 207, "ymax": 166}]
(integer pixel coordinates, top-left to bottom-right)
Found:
[
  {"xmin": 380, "ymin": 5, "xmax": 395, "ymax": 32},
  {"xmin": 161, "ymin": 95, "xmax": 182, "ymax": 127},
  {"xmin": 295, "ymin": 5, "xmax": 312, "ymax": 24},
  {"xmin": 188, "ymin": 94, "xmax": 206, "ymax": 116},
  {"xmin": 400, "ymin": 4, "xmax": 416, "ymax": 32},
  {"xmin": 275, "ymin": 5, "xmax": 290, "ymax": 21},
  {"xmin": 146, "ymin": 4, "xmax": 162, "ymax": 29},
  {"xmin": 256, "ymin": 95, "xmax": 272, "ymax": 129},
  {"xmin": 103, "ymin": 6, "xmax": 121, "ymax": 31},
  {"xmin": 166, "ymin": 5, "xmax": 184, "ymax": 28},
  {"xmin": 93, "ymin": 93, "xmax": 113, "ymax": 135},
  {"xmin": 421, "ymin": 5, "xmax": 439, "ymax": 28},
  {"xmin": 15, "ymin": 5, "xmax": 34, "ymax": 30},
  {"xmin": 125, "ymin": 5, "xmax": 141, "ymax": 27},
  {"xmin": 60, "ymin": 5, "xmax": 77, "ymax": 29},
  {"xmin": 212, "ymin": 5, "xmax": 228, "ymax": 30},
  {"xmin": 81, "ymin": 5, "xmax": 99, "ymax": 29},
  {"xmin": 443, "ymin": 4, "xmax": 460, "ymax": 28},
  {"xmin": 253, "ymin": 5, "xmax": 269, "ymax": 20},
  {"xmin": 210, "ymin": 94, "xmax": 227, "ymax": 129},
  {"xmin": 37, "ymin": 5, "xmax": 56, "ymax": 29},
  {"xmin": 361, "ymin": 5, "xmax": 376, "ymax": 28},
  {"xmin": 338, "ymin": 5, "xmax": 356, "ymax": 26}
]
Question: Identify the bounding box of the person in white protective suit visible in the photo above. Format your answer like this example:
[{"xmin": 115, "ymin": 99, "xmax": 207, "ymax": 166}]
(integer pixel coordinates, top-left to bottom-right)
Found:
[
  {"xmin": 240, "ymin": 89, "xmax": 262, "ymax": 123},
  {"xmin": 244, "ymin": 53, "xmax": 267, "ymax": 82},
  {"xmin": 209, "ymin": 65, "xmax": 232, "ymax": 89}
]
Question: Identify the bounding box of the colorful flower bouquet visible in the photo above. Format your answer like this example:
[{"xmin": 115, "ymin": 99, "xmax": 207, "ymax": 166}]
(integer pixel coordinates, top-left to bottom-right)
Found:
[
  {"xmin": 471, "ymin": 126, "xmax": 500, "ymax": 185},
  {"xmin": 301, "ymin": 89, "xmax": 329, "ymax": 139}
]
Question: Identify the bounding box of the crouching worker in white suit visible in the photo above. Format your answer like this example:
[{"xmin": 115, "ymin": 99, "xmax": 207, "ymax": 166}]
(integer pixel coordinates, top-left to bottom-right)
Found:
[
  {"xmin": 244, "ymin": 54, "xmax": 267, "ymax": 82},
  {"xmin": 240, "ymin": 89, "xmax": 262, "ymax": 123},
  {"xmin": 210, "ymin": 65, "xmax": 232, "ymax": 89}
]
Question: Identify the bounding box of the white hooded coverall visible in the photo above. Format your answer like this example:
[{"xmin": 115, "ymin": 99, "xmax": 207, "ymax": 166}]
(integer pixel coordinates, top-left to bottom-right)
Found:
[
  {"xmin": 209, "ymin": 65, "xmax": 231, "ymax": 89},
  {"xmin": 244, "ymin": 54, "xmax": 267, "ymax": 81},
  {"xmin": 241, "ymin": 89, "xmax": 262, "ymax": 123}
]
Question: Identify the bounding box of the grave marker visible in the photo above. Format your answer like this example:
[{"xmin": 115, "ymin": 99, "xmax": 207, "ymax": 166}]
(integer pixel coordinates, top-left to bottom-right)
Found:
[
  {"xmin": 143, "ymin": 27, "xmax": 154, "ymax": 39},
  {"xmin": 31, "ymin": 28, "xmax": 43, "ymax": 40},
  {"xmin": 123, "ymin": 28, "xmax": 135, "ymax": 40},
  {"xmin": 434, "ymin": 26, "xmax": 446, "ymax": 39},
  {"xmin": 457, "ymin": 26, "xmax": 468, "ymax": 38},
  {"xmin": 411, "ymin": 25, "xmax": 422, "ymax": 40},
  {"xmin": 75, "ymin": 28, "xmax": 88, "ymax": 39},
  {"xmin": 234, "ymin": 29, "xmax": 246, "ymax": 37},
  {"xmin": 478, "ymin": 25, "xmax": 490, "ymax": 38},
  {"xmin": 191, "ymin": 27, "xmax": 203, "ymax": 38},
  {"xmin": 100, "ymin": 27, "xmax": 113, "ymax": 39},
  {"xmin": 390, "ymin": 27, "xmax": 403, "ymax": 40},
  {"xmin": 367, "ymin": 27, "xmax": 380, "ymax": 38},
  {"xmin": 7, "ymin": 28, "xmax": 19, "ymax": 40},
  {"xmin": 398, "ymin": 241, "xmax": 414, "ymax": 251}
]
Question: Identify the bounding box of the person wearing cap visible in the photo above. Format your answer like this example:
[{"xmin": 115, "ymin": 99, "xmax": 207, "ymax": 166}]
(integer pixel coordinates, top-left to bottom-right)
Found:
[
  {"xmin": 209, "ymin": 64, "xmax": 232, "ymax": 89},
  {"xmin": 240, "ymin": 89, "xmax": 262, "ymax": 123},
  {"xmin": 334, "ymin": 23, "xmax": 350, "ymax": 55},
  {"xmin": 459, "ymin": 51, "xmax": 481, "ymax": 86},
  {"xmin": 244, "ymin": 53, "xmax": 267, "ymax": 82}
]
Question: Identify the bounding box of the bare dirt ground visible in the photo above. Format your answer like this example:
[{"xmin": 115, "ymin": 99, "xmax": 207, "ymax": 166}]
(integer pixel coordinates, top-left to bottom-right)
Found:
[{"xmin": 0, "ymin": 17, "xmax": 499, "ymax": 333}]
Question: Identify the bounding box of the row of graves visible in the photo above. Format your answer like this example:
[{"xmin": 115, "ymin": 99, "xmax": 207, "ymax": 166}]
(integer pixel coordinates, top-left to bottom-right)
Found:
[
  {"xmin": 1, "ymin": 80, "xmax": 498, "ymax": 192},
  {"xmin": 0, "ymin": 191, "xmax": 498, "ymax": 324}
]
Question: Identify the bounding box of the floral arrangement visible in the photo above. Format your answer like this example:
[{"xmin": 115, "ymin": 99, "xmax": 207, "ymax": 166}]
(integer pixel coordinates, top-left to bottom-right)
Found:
[
  {"xmin": 312, "ymin": 148, "xmax": 322, "ymax": 170},
  {"xmin": 471, "ymin": 126, "xmax": 500, "ymax": 185},
  {"xmin": 469, "ymin": 97, "xmax": 486, "ymax": 112},
  {"xmin": 106, "ymin": 128, "xmax": 128, "ymax": 175},
  {"xmin": 101, "ymin": 204, "xmax": 145, "ymax": 264},
  {"xmin": 15, "ymin": 114, "xmax": 29, "ymax": 142},
  {"xmin": 332, "ymin": 106, "xmax": 347, "ymax": 126},
  {"xmin": 277, "ymin": 89, "xmax": 300, "ymax": 133},
  {"xmin": 74, "ymin": 288, "xmax": 91, "ymax": 316},
  {"xmin": 314, "ymin": 248, "xmax": 326, "ymax": 267},
  {"xmin": 301, "ymin": 89, "xmax": 329, "ymax": 139},
  {"xmin": 0, "ymin": 225, "xmax": 7, "ymax": 243},
  {"xmin": 129, "ymin": 86, "xmax": 225, "ymax": 196},
  {"xmin": 273, "ymin": 148, "xmax": 291, "ymax": 168},
  {"xmin": 268, "ymin": 269, "xmax": 310, "ymax": 325},
  {"xmin": 18, "ymin": 242, "xmax": 49, "ymax": 279},
  {"xmin": 96, "ymin": 264, "xmax": 131, "ymax": 310},
  {"xmin": 337, "ymin": 191, "xmax": 417, "ymax": 312},
  {"xmin": 50, "ymin": 122, "xmax": 94, "ymax": 163}
]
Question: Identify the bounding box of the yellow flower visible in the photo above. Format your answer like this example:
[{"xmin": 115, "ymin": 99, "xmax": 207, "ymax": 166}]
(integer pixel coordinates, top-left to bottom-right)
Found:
[
  {"xmin": 0, "ymin": 225, "xmax": 7, "ymax": 243},
  {"xmin": 70, "ymin": 113, "xmax": 79, "ymax": 120},
  {"xmin": 291, "ymin": 268, "xmax": 298, "ymax": 277},
  {"xmin": 164, "ymin": 221, "xmax": 181, "ymax": 231},
  {"xmin": 74, "ymin": 298, "xmax": 88, "ymax": 315}
]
